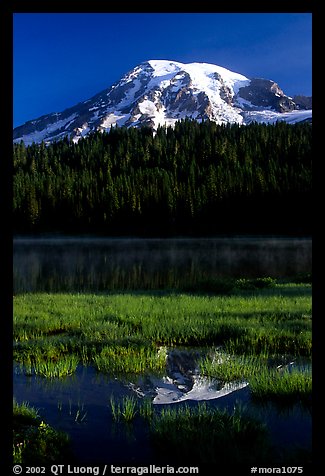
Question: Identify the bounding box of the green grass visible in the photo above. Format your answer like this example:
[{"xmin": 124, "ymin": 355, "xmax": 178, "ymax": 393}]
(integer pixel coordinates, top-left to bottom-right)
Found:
[
  {"xmin": 15, "ymin": 352, "xmax": 79, "ymax": 378},
  {"xmin": 199, "ymin": 351, "xmax": 266, "ymax": 381},
  {"xmin": 13, "ymin": 279, "xmax": 312, "ymax": 467},
  {"xmin": 94, "ymin": 344, "xmax": 167, "ymax": 375},
  {"xmin": 109, "ymin": 395, "xmax": 138, "ymax": 422},
  {"xmin": 249, "ymin": 367, "xmax": 312, "ymax": 406},
  {"xmin": 13, "ymin": 399, "xmax": 71, "ymax": 464},
  {"xmin": 149, "ymin": 403, "xmax": 272, "ymax": 467},
  {"xmin": 199, "ymin": 349, "xmax": 312, "ymax": 406},
  {"xmin": 13, "ymin": 398, "xmax": 40, "ymax": 425},
  {"xmin": 33, "ymin": 355, "xmax": 79, "ymax": 378},
  {"xmin": 13, "ymin": 282, "xmax": 311, "ymax": 388}
]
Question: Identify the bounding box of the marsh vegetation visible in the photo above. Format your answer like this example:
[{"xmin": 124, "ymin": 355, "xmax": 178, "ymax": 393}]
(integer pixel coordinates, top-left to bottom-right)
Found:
[
  {"xmin": 13, "ymin": 399, "xmax": 71, "ymax": 464},
  {"xmin": 13, "ymin": 237, "xmax": 312, "ymax": 468}
]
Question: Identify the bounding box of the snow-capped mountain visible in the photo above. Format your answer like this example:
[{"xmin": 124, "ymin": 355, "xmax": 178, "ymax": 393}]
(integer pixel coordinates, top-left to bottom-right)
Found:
[{"xmin": 13, "ymin": 60, "xmax": 312, "ymax": 145}]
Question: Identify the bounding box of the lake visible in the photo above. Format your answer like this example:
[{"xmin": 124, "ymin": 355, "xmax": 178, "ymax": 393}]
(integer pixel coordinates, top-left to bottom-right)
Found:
[
  {"xmin": 13, "ymin": 361, "xmax": 311, "ymax": 465},
  {"xmin": 13, "ymin": 235, "xmax": 312, "ymax": 293}
]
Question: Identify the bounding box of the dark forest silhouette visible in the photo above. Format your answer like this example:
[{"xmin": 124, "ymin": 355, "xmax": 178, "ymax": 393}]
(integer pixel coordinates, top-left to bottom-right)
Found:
[{"xmin": 13, "ymin": 119, "xmax": 312, "ymax": 235}]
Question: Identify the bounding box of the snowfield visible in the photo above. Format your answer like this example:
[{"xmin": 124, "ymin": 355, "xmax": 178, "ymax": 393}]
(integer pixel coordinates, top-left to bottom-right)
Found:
[{"xmin": 13, "ymin": 60, "xmax": 312, "ymax": 145}]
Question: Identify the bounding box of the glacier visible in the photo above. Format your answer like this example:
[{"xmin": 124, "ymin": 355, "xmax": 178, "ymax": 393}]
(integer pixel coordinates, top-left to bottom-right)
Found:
[{"xmin": 13, "ymin": 59, "xmax": 312, "ymax": 145}]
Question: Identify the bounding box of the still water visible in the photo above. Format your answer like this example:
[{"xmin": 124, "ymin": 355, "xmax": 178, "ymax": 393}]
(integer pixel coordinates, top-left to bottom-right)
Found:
[
  {"xmin": 13, "ymin": 235, "xmax": 312, "ymax": 293},
  {"xmin": 13, "ymin": 358, "xmax": 311, "ymax": 465}
]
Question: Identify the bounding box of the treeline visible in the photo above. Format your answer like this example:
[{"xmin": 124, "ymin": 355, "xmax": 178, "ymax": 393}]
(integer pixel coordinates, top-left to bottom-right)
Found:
[{"xmin": 13, "ymin": 119, "xmax": 312, "ymax": 235}]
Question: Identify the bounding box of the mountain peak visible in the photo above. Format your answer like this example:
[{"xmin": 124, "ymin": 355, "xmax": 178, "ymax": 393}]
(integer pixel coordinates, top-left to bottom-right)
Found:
[{"xmin": 13, "ymin": 59, "xmax": 312, "ymax": 145}]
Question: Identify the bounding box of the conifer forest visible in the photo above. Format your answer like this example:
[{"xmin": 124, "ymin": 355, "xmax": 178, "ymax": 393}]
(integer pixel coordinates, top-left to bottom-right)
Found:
[{"xmin": 13, "ymin": 119, "xmax": 312, "ymax": 235}]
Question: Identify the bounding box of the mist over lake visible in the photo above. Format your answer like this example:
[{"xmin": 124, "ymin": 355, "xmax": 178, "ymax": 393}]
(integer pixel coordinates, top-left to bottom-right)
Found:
[{"xmin": 13, "ymin": 235, "xmax": 312, "ymax": 294}]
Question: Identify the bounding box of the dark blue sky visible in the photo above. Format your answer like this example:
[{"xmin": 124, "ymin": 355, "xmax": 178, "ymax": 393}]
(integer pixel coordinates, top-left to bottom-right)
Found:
[{"xmin": 13, "ymin": 12, "xmax": 312, "ymax": 128}]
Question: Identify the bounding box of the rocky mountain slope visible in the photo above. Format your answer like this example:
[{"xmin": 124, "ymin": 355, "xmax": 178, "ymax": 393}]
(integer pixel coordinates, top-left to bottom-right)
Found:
[{"xmin": 13, "ymin": 59, "xmax": 312, "ymax": 145}]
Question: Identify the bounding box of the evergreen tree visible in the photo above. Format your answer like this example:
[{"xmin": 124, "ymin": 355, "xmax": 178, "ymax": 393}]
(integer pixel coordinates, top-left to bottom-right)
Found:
[{"xmin": 13, "ymin": 120, "xmax": 312, "ymax": 235}]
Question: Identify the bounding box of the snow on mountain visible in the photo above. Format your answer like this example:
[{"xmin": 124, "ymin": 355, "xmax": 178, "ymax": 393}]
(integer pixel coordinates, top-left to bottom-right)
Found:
[{"xmin": 13, "ymin": 60, "xmax": 312, "ymax": 145}]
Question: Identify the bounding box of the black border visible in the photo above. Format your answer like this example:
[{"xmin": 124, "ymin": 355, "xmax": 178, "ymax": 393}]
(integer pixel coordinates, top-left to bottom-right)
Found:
[{"xmin": 2, "ymin": 2, "xmax": 318, "ymax": 475}]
